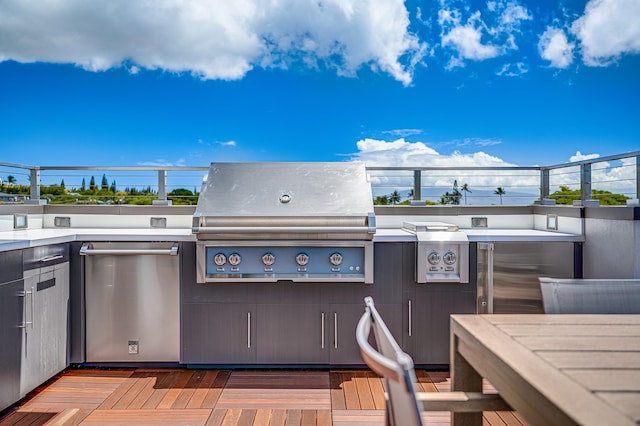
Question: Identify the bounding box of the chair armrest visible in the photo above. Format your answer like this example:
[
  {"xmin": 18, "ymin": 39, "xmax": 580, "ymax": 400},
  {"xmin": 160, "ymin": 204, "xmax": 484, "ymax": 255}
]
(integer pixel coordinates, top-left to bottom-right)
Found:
[{"xmin": 415, "ymin": 392, "xmax": 511, "ymax": 412}]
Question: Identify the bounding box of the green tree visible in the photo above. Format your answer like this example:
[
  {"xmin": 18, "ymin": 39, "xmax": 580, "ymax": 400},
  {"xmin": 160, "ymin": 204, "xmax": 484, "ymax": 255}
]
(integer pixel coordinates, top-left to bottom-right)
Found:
[
  {"xmin": 81, "ymin": 178, "xmax": 86, "ymax": 191},
  {"xmin": 494, "ymin": 187, "xmax": 506, "ymax": 205},
  {"xmin": 101, "ymin": 174, "xmax": 108, "ymax": 190},
  {"xmin": 389, "ymin": 190, "xmax": 401, "ymax": 205},
  {"xmin": 89, "ymin": 176, "xmax": 96, "ymax": 191},
  {"xmin": 7, "ymin": 175, "xmax": 16, "ymax": 185},
  {"xmin": 461, "ymin": 183, "xmax": 471, "ymax": 205},
  {"xmin": 374, "ymin": 195, "xmax": 389, "ymax": 205},
  {"xmin": 110, "ymin": 180, "xmax": 116, "ymax": 193},
  {"xmin": 441, "ymin": 180, "xmax": 462, "ymax": 205},
  {"xmin": 550, "ymin": 186, "xmax": 629, "ymax": 205},
  {"xmin": 60, "ymin": 179, "xmax": 65, "ymax": 189}
]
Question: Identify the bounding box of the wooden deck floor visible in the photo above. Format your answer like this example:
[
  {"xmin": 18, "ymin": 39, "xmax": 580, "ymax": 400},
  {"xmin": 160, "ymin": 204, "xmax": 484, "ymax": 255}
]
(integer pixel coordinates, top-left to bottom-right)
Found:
[{"xmin": 0, "ymin": 368, "xmax": 528, "ymax": 426}]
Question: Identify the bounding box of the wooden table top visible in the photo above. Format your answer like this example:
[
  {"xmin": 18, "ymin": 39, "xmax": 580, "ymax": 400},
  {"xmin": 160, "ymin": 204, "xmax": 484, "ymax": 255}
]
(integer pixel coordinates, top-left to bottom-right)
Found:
[{"xmin": 450, "ymin": 314, "xmax": 640, "ymax": 426}]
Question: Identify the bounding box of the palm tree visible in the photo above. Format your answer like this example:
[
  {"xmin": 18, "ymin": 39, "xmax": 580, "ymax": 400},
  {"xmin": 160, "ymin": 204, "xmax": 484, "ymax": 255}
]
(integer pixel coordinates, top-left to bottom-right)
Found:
[
  {"xmin": 389, "ymin": 190, "xmax": 401, "ymax": 205},
  {"xmin": 494, "ymin": 187, "xmax": 506, "ymax": 205},
  {"xmin": 461, "ymin": 183, "xmax": 471, "ymax": 205},
  {"xmin": 7, "ymin": 175, "xmax": 16, "ymax": 185}
]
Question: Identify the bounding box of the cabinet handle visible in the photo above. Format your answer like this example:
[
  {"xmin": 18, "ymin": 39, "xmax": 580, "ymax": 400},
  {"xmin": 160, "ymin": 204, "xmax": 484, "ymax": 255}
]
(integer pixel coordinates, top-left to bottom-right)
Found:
[
  {"xmin": 30, "ymin": 286, "xmax": 35, "ymax": 329},
  {"xmin": 321, "ymin": 313, "xmax": 325, "ymax": 349},
  {"xmin": 408, "ymin": 299, "xmax": 412, "ymax": 337},
  {"xmin": 334, "ymin": 313, "xmax": 338, "ymax": 349},
  {"xmin": 247, "ymin": 312, "xmax": 251, "ymax": 348},
  {"xmin": 18, "ymin": 289, "xmax": 34, "ymax": 329}
]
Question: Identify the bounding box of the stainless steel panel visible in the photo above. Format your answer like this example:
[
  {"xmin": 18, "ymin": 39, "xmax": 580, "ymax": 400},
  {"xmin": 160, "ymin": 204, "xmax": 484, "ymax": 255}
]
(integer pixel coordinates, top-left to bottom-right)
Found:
[
  {"xmin": 194, "ymin": 162, "xmax": 374, "ymax": 219},
  {"xmin": 21, "ymin": 262, "xmax": 69, "ymax": 396},
  {"xmin": 477, "ymin": 242, "xmax": 575, "ymax": 314},
  {"xmin": 84, "ymin": 242, "xmax": 179, "ymax": 362}
]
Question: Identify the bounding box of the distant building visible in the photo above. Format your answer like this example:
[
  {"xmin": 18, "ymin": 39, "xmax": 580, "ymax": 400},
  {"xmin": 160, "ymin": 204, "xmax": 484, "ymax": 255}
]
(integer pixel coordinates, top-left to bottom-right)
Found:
[{"xmin": 0, "ymin": 192, "xmax": 26, "ymax": 203}]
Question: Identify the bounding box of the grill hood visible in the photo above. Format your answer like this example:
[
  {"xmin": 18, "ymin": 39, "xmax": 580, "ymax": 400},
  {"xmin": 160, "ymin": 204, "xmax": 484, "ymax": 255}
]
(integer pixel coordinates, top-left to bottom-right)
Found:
[{"xmin": 193, "ymin": 162, "xmax": 376, "ymax": 240}]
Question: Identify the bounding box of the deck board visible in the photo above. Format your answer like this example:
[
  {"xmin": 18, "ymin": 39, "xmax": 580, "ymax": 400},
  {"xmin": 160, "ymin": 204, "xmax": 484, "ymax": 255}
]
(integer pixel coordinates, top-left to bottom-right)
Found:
[{"xmin": 0, "ymin": 367, "xmax": 530, "ymax": 426}]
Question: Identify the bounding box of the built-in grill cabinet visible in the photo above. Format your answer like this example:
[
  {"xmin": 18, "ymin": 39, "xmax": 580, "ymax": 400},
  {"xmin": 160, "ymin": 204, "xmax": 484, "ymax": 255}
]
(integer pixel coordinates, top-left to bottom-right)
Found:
[{"xmin": 193, "ymin": 162, "xmax": 375, "ymax": 283}]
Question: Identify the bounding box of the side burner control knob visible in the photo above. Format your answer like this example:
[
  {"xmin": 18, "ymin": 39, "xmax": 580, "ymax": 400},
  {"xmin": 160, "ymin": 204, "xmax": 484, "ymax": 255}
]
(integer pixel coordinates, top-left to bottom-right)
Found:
[
  {"xmin": 427, "ymin": 252, "xmax": 440, "ymax": 265},
  {"xmin": 443, "ymin": 251, "xmax": 457, "ymax": 265},
  {"xmin": 213, "ymin": 253, "xmax": 227, "ymax": 266},
  {"xmin": 262, "ymin": 253, "xmax": 276, "ymax": 266},
  {"xmin": 329, "ymin": 252, "xmax": 343, "ymax": 266},
  {"xmin": 228, "ymin": 253, "xmax": 242, "ymax": 266},
  {"xmin": 295, "ymin": 253, "xmax": 310, "ymax": 266}
]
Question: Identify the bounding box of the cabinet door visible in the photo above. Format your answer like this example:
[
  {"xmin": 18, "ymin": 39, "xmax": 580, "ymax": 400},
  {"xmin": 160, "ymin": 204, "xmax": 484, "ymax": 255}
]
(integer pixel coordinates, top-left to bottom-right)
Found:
[
  {"xmin": 409, "ymin": 287, "xmax": 475, "ymax": 365},
  {"xmin": 0, "ymin": 279, "xmax": 23, "ymax": 412},
  {"xmin": 20, "ymin": 263, "xmax": 70, "ymax": 396},
  {"xmin": 257, "ymin": 304, "xmax": 328, "ymax": 364},
  {"xmin": 182, "ymin": 303, "xmax": 256, "ymax": 364},
  {"xmin": 329, "ymin": 303, "xmax": 402, "ymax": 365}
]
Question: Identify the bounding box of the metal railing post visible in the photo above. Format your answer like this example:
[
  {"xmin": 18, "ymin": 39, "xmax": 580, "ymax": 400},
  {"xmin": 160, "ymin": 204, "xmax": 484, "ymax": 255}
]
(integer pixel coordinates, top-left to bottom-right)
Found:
[
  {"xmin": 540, "ymin": 168, "xmax": 553, "ymax": 204},
  {"xmin": 152, "ymin": 170, "xmax": 172, "ymax": 205},
  {"xmin": 25, "ymin": 167, "xmax": 45, "ymax": 204},
  {"xmin": 636, "ymin": 155, "xmax": 640, "ymax": 200},
  {"xmin": 413, "ymin": 170, "xmax": 421, "ymax": 201},
  {"xmin": 580, "ymin": 163, "xmax": 595, "ymax": 205}
]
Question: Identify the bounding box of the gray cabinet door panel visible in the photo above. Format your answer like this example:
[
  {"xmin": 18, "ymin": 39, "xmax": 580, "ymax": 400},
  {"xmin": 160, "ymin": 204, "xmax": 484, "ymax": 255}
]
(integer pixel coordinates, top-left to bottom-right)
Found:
[
  {"xmin": 0, "ymin": 279, "xmax": 23, "ymax": 412},
  {"xmin": 20, "ymin": 262, "xmax": 69, "ymax": 396},
  {"xmin": 182, "ymin": 303, "xmax": 256, "ymax": 364},
  {"xmin": 410, "ymin": 288, "xmax": 476, "ymax": 364},
  {"xmin": 330, "ymin": 303, "xmax": 402, "ymax": 365},
  {"xmin": 257, "ymin": 304, "xmax": 328, "ymax": 364}
]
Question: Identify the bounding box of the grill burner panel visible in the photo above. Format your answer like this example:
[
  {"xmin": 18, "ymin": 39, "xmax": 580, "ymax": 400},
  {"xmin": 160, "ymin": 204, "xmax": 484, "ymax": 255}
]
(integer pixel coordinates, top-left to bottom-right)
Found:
[
  {"xmin": 403, "ymin": 221, "xmax": 470, "ymax": 284},
  {"xmin": 198, "ymin": 241, "xmax": 373, "ymax": 282}
]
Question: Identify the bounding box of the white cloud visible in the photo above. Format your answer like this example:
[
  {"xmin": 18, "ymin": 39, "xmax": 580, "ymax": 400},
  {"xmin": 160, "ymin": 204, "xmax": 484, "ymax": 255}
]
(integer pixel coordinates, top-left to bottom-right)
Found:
[
  {"xmin": 553, "ymin": 151, "xmax": 636, "ymax": 195},
  {"xmin": 538, "ymin": 27, "xmax": 574, "ymax": 68},
  {"xmin": 0, "ymin": 0, "xmax": 425, "ymax": 85},
  {"xmin": 438, "ymin": 0, "xmax": 531, "ymax": 68},
  {"xmin": 439, "ymin": 10, "xmax": 500, "ymax": 62},
  {"xmin": 351, "ymin": 138, "xmax": 535, "ymax": 191},
  {"xmin": 496, "ymin": 61, "xmax": 528, "ymax": 76},
  {"xmin": 572, "ymin": 0, "xmax": 640, "ymax": 66},
  {"xmin": 218, "ymin": 140, "xmax": 237, "ymax": 147},
  {"xmin": 138, "ymin": 158, "xmax": 187, "ymax": 167},
  {"xmin": 354, "ymin": 142, "xmax": 636, "ymax": 201},
  {"xmin": 382, "ymin": 128, "xmax": 424, "ymax": 137},
  {"xmin": 569, "ymin": 151, "xmax": 600, "ymax": 162}
]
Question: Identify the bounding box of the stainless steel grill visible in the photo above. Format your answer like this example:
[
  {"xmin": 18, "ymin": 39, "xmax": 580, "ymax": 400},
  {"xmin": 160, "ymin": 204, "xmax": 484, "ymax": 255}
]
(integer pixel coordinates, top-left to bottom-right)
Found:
[{"xmin": 193, "ymin": 162, "xmax": 375, "ymax": 283}]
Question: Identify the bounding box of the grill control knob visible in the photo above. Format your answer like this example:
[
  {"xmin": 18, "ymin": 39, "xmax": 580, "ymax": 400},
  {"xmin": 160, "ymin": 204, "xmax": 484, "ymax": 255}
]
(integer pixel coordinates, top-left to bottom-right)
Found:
[
  {"xmin": 443, "ymin": 251, "xmax": 457, "ymax": 265},
  {"xmin": 427, "ymin": 252, "xmax": 441, "ymax": 265},
  {"xmin": 329, "ymin": 252, "xmax": 343, "ymax": 266},
  {"xmin": 295, "ymin": 253, "xmax": 310, "ymax": 266},
  {"xmin": 228, "ymin": 253, "xmax": 242, "ymax": 266},
  {"xmin": 262, "ymin": 253, "xmax": 276, "ymax": 266},
  {"xmin": 213, "ymin": 253, "xmax": 227, "ymax": 266}
]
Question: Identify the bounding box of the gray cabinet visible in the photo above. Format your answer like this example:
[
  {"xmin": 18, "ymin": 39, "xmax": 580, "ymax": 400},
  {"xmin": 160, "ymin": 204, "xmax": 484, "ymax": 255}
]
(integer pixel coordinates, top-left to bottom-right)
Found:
[
  {"xmin": 20, "ymin": 258, "xmax": 70, "ymax": 396},
  {"xmin": 404, "ymin": 285, "xmax": 476, "ymax": 365},
  {"xmin": 0, "ymin": 249, "xmax": 23, "ymax": 412},
  {"xmin": 179, "ymin": 241, "xmax": 407, "ymax": 366},
  {"xmin": 329, "ymin": 303, "xmax": 402, "ymax": 364},
  {"xmin": 257, "ymin": 304, "xmax": 328, "ymax": 364},
  {"xmin": 182, "ymin": 303, "xmax": 256, "ymax": 364}
]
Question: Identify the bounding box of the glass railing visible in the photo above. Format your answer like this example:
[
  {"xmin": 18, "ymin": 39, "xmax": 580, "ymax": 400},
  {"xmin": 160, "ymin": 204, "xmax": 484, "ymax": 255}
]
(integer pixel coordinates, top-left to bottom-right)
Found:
[{"xmin": 1, "ymin": 151, "xmax": 638, "ymax": 206}]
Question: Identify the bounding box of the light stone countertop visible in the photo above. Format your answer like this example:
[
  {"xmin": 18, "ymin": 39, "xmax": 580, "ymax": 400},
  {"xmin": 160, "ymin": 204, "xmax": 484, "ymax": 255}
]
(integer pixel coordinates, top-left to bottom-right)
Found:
[{"xmin": 0, "ymin": 226, "xmax": 582, "ymax": 252}]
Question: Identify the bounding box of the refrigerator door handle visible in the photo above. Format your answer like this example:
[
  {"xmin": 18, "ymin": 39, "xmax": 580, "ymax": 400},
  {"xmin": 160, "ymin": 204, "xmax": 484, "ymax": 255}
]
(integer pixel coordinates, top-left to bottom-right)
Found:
[{"xmin": 478, "ymin": 243, "xmax": 494, "ymax": 314}]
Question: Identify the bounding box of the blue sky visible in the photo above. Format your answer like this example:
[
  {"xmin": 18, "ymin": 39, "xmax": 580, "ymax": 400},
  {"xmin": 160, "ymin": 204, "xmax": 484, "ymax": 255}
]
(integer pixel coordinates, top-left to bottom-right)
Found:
[{"xmin": 1, "ymin": 0, "xmax": 639, "ymax": 173}]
